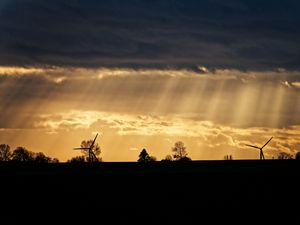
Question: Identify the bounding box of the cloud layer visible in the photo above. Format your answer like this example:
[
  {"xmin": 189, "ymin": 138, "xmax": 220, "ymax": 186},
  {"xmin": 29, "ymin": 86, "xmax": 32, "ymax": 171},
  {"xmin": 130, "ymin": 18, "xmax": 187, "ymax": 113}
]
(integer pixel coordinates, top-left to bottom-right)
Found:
[
  {"xmin": 1, "ymin": 1, "xmax": 300, "ymax": 161},
  {"xmin": 1, "ymin": 67, "xmax": 300, "ymax": 130},
  {"xmin": 1, "ymin": 0, "xmax": 300, "ymax": 70}
]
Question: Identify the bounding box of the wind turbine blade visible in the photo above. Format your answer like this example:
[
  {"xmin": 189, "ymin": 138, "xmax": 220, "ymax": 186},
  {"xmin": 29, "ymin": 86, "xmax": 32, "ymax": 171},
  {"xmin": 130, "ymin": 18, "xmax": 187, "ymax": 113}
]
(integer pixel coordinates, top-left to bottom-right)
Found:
[
  {"xmin": 261, "ymin": 137, "xmax": 273, "ymax": 149},
  {"xmin": 73, "ymin": 148, "xmax": 89, "ymax": 150},
  {"xmin": 245, "ymin": 144, "xmax": 260, "ymax": 149},
  {"xmin": 90, "ymin": 133, "xmax": 98, "ymax": 149}
]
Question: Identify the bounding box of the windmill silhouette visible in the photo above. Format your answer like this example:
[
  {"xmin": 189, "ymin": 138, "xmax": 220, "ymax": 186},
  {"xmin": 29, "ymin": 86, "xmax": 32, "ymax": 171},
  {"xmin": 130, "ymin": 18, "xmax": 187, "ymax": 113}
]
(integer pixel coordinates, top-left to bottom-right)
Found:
[
  {"xmin": 74, "ymin": 133, "xmax": 99, "ymax": 162},
  {"xmin": 245, "ymin": 137, "xmax": 273, "ymax": 160}
]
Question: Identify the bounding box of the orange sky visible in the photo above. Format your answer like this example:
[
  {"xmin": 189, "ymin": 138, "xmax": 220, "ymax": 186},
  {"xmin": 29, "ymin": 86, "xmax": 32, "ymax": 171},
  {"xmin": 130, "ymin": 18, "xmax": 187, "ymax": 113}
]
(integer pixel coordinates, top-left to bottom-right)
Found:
[
  {"xmin": 0, "ymin": 66, "xmax": 300, "ymax": 161},
  {"xmin": 1, "ymin": 1, "xmax": 300, "ymax": 162}
]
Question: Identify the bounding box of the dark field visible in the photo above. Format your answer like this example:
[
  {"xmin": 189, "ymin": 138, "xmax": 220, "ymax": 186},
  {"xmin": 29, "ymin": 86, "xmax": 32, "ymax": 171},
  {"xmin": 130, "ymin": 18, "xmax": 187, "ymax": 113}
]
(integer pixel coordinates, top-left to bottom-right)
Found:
[{"xmin": 1, "ymin": 160, "xmax": 299, "ymax": 223}]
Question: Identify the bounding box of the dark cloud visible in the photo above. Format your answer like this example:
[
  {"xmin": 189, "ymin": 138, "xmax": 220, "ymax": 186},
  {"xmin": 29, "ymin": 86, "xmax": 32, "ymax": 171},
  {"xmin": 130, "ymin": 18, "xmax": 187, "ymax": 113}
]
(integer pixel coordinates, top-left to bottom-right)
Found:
[{"xmin": 1, "ymin": 0, "xmax": 300, "ymax": 70}]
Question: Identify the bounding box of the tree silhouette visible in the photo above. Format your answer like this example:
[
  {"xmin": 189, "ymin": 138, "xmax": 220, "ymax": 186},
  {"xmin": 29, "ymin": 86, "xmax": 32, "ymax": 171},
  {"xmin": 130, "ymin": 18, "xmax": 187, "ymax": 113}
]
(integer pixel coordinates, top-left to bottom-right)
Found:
[
  {"xmin": 51, "ymin": 158, "xmax": 60, "ymax": 163},
  {"xmin": 138, "ymin": 149, "xmax": 149, "ymax": 162},
  {"xmin": 67, "ymin": 156, "xmax": 86, "ymax": 163},
  {"xmin": 278, "ymin": 152, "xmax": 294, "ymax": 160},
  {"xmin": 0, "ymin": 144, "xmax": 12, "ymax": 161},
  {"xmin": 162, "ymin": 155, "xmax": 173, "ymax": 162},
  {"xmin": 80, "ymin": 139, "xmax": 102, "ymax": 162},
  {"xmin": 149, "ymin": 156, "xmax": 157, "ymax": 162},
  {"xmin": 172, "ymin": 141, "xmax": 191, "ymax": 161},
  {"xmin": 11, "ymin": 147, "xmax": 35, "ymax": 162},
  {"xmin": 138, "ymin": 148, "xmax": 156, "ymax": 162},
  {"xmin": 34, "ymin": 152, "xmax": 52, "ymax": 163}
]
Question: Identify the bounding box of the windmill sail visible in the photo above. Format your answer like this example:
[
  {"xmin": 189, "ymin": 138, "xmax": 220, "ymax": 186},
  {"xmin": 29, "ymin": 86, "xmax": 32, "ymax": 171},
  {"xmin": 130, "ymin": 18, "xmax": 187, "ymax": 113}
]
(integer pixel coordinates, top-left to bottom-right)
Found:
[
  {"xmin": 245, "ymin": 137, "xmax": 273, "ymax": 160},
  {"xmin": 261, "ymin": 137, "xmax": 273, "ymax": 149}
]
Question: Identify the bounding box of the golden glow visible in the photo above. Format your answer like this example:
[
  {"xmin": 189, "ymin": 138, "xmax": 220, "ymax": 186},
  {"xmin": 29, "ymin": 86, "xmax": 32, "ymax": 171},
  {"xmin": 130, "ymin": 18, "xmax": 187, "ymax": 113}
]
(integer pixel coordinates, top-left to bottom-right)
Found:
[
  {"xmin": 1, "ymin": 67, "xmax": 300, "ymax": 161},
  {"xmin": 292, "ymin": 82, "xmax": 300, "ymax": 88},
  {"xmin": 205, "ymin": 79, "xmax": 227, "ymax": 122},
  {"xmin": 0, "ymin": 66, "xmax": 46, "ymax": 75},
  {"xmin": 1, "ymin": 109, "xmax": 296, "ymax": 161},
  {"xmin": 34, "ymin": 111, "xmax": 101, "ymax": 134},
  {"xmin": 269, "ymin": 85, "xmax": 285, "ymax": 128},
  {"xmin": 232, "ymin": 83, "xmax": 256, "ymax": 126}
]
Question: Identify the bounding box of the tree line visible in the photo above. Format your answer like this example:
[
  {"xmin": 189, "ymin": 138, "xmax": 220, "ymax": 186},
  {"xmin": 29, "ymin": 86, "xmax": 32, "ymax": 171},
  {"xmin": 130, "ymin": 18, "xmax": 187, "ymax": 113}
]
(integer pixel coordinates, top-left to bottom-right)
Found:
[
  {"xmin": 224, "ymin": 151, "xmax": 300, "ymax": 160},
  {"xmin": 0, "ymin": 140, "xmax": 192, "ymax": 163},
  {"xmin": 138, "ymin": 141, "xmax": 191, "ymax": 162},
  {"xmin": 1, "ymin": 141, "xmax": 300, "ymax": 163},
  {"xmin": 0, "ymin": 144, "xmax": 59, "ymax": 162},
  {"xmin": 69, "ymin": 140, "xmax": 192, "ymax": 163}
]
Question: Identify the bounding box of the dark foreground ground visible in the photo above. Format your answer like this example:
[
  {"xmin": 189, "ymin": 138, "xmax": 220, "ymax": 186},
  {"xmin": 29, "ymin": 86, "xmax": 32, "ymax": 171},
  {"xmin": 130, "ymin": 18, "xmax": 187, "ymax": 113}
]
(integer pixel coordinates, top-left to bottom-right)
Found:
[{"xmin": 0, "ymin": 160, "xmax": 299, "ymax": 223}]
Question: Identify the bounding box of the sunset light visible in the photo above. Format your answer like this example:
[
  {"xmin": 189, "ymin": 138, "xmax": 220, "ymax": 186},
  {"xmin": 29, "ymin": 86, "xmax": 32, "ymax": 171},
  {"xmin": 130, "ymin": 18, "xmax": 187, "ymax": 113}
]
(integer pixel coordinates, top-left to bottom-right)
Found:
[{"xmin": 0, "ymin": 1, "xmax": 299, "ymax": 162}]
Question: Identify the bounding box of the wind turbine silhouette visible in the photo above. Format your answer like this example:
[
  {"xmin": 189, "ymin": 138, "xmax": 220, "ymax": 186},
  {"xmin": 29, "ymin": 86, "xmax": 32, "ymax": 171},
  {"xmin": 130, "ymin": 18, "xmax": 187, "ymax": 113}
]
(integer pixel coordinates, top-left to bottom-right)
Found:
[
  {"xmin": 245, "ymin": 137, "xmax": 273, "ymax": 160},
  {"xmin": 74, "ymin": 133, "xmax": 99, "ymax": 162}
]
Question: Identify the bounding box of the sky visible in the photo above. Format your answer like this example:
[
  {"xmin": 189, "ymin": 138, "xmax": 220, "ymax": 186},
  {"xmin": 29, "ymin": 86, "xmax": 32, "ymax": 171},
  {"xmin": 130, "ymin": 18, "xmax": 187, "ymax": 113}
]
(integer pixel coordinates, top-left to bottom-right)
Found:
[{"xmin": 0, "ymin": 0, "xmax": 300, "ymax": 161}]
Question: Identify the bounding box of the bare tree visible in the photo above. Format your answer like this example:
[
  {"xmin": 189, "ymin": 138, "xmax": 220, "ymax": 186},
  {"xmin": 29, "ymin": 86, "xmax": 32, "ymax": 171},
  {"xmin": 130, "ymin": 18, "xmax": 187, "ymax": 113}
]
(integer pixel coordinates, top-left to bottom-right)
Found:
[
  {"xmin": 172, "ymin": 141, "xmax": 191, "ymax": 161},
  {"xmin": 0, "ymin": 144, "xmax": 11, "ymax": 161},
  {"xmin": 80, "ymin": 139, "xmax": 102, "ymax": 162}
]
